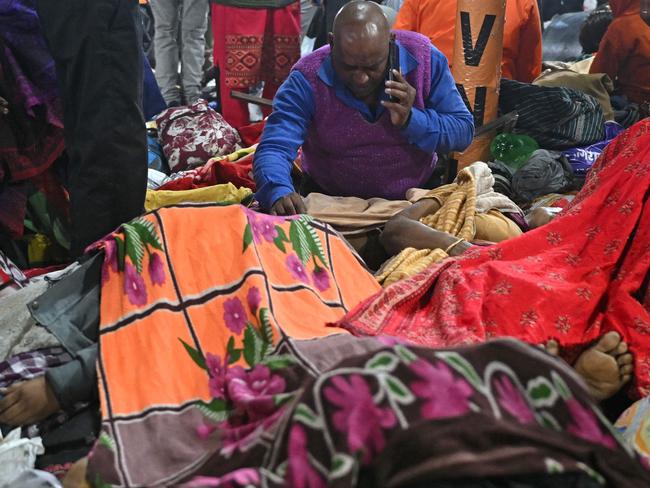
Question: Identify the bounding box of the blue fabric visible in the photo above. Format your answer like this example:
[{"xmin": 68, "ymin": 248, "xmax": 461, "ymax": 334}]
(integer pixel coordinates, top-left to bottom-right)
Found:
[
  {"xmin": 254, "ymin": 42, "xmax": 474, "ymax": 210},
  {"xmin": 147, "ymin": 135, "xmax": 170, "ymax": 174},
  {"xmin": 142, "ymin": 55, "xmax": 166, "ymax": 121},
  {"xmin": 562, "ymin": 121, "xmax": 625, "ymax": 176}
]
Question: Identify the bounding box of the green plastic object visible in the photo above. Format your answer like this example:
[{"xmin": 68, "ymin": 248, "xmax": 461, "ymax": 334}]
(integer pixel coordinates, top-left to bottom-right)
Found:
[{"xmin": 490, "ymin": 133, "xmax": 539, "ymax": 171}]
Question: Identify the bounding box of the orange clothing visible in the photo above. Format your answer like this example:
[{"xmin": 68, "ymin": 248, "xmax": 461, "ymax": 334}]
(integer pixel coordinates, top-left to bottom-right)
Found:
[
  {"xmin": 590, "ymin": 0, "xmax": 650, "ymax": 104},
  {"xmin": 394, "ymin": 0, "xmax": 542, "ymax": 83}
]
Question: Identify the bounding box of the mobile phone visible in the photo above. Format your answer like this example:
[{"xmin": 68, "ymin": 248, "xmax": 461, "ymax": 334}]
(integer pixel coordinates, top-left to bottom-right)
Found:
[{"xmin": 388, "ymin": 39, "xmax": 400, "ymax": 103}]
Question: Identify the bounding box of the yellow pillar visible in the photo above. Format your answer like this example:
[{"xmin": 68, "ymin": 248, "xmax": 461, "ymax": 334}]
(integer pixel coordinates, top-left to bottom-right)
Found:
[{"xmin": 451, "ymin": 0, "xmax": 506, "ymax": 171}]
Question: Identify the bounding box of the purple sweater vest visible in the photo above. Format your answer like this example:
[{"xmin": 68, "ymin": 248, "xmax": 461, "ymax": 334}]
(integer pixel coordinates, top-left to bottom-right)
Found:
[{"xmin": 294, "ymin": 30, "xmax": 436, "ymax": 200}]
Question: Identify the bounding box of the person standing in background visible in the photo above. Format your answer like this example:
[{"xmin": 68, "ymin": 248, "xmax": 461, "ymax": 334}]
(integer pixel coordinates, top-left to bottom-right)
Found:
[
  {"xmin": 394, "ymin": 0, "xmax": 543, "ymax": 83},
  {"xmin": 301, "ymin": 0, "xmax": 318, "ymax": 39},
  {"xmin": 150, "ymin": 0, "xmax": 209, "ymax": 106},
  {"xmin": 211, "ymin": 0, "xmax": 301, "ymax": 130},
  {"xmin": 36, "ymin": 0, "xmax": 147, "ymax": 257}
]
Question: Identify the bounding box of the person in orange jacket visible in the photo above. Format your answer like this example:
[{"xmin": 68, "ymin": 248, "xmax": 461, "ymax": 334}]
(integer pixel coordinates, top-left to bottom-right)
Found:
[
  {"xmin": 394, "ymin": 0, "xmax": 542, "ymax": 83},
  {"xmin": 590, "ymin": 0, "xmax": 650, "ymax": 105}
]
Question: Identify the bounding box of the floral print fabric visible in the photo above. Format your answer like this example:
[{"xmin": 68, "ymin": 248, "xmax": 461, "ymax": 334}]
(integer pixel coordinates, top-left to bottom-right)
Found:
[
  {"xmin": 85, "ymin": 204, "xmax": 379, "ymax": 487},
  {"xmin": 174, "ymin": 338, "xmax": 649, "ymax": 487},
  {"xmin": 156, "ymin": 99, "xmax": 242, "ymax": 172}
]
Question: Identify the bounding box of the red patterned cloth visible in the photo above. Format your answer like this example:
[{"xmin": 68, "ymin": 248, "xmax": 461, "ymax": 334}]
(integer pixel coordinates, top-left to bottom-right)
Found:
[
  {"xmin": 337, "ymin": 119, "xmax": 650, "ymax": 396},
  {"xmin": 211, "ymin": 3, "xmax": 300, "ymax": 130},
  {"xmin": 156, "ymin": 99, "xmax": 242, "ymax": 172},
  {"xmin": 238, "ymin": 120, "xmax": 266, "ymax": 147},
  {"xmin": 158, "ymin": 151, "xmax": 256, "ymax": 191},
  {"xmin": 23, "ymin": 263, "xmax": 66, "ymax": 279}
]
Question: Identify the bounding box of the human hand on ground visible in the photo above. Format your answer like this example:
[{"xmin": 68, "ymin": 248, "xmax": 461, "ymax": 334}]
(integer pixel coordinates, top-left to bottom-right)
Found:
[
  {"xmin": 271, "ymin": 192, "xmax": 306, "ymax": 216},
  {"xmin": 382, "ymin": 70, "xmax": 415, "ymax": 128},
  {"xmin": 0, "ymin": 376, "xmax": 60, "ymax": 426}
]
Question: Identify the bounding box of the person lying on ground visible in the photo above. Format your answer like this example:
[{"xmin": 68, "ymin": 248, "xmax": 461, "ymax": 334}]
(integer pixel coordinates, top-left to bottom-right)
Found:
[
  {"xmin": 142, "ymin": 336, "xmax": 647, "ymax": 486},
  {"xmin": 253, "ymin": 0, "xmax": 474, "ymax": 216},
  {"xmin": 0, "ymin": 330, "xmax": 631, "ymax": 428},
  {"xmin": 380, "ymin": 187, "xmax": 559, "ymax": 261},
  {"xmin": 0, "ymin": 255, "xmax": 100, "ymax": 426},
  {"xmin": 0, "ymin": 195, "xmax": 636, "ymax": 430},
  {"xmin": 337, "ymin": 118, "xmax": 650, "ymax": 399},
  {"xmin": 376, "ymin": 162, "xmax": 524, "ymax": 285},
  {"xmin": 3, "ymin": 117, "xmax": 647, "ymax": 429}
]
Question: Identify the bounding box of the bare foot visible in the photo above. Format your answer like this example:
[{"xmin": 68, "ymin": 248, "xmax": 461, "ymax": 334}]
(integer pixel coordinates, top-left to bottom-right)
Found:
[{"xmin": 573, "ymin": 332, "xmax": 633, "ymax": 401}]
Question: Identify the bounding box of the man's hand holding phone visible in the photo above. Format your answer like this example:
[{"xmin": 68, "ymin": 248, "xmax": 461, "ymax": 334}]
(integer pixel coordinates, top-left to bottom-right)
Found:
[
  {"xmin": 383, "ymin": 69, "xmax": 416, "ymax": 128},
  {"xmin": 382, "ymin": 40, "xmax": 416, "ymax": 128}
]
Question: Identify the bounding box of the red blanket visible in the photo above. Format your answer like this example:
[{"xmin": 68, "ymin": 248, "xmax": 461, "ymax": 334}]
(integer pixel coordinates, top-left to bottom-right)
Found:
[
  {"xmin": 338, "ymin": 120, "xmax": 650, "ymax": 397},
  {"xmin": 158, "ymin": 152, "xmax": 256, "ymax": 192}
]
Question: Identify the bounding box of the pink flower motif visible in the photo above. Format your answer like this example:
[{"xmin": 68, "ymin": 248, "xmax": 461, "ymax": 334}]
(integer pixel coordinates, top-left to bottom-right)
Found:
[
  {"xmin": 286, "ymin": 254, "xmax": 309, "ymax": 283},
  {"xmin": 219, "ymin": 408, "xmax": 285, "ymax": 457},
  {"xmin": 246, "ymin": 287, "xmax": 262, "ymax": 315},
  {"xmin": 196, "ymin": 422, "xmax": 218, "ymax": 439},
  {"xmin": 566, "ymin": 399, "xmax": 616, "ymax": 449},
  {"xmin": 206, "ymin": 353, "xmax": 229, "ymax": 399},
  {"xmin": 227, "ymin": 365, "xmax": 286, "ymax": 420},
  {"xmin": 102, "ymin": 238, "xmax": 118, "ymax": 284},
  {"xmin": 323, "ymin": 374, "xmax": 396, "ymax": 464},
  {"xmin": 376, "ymin": 336, "xmax": 409, "ymax": 346},
  {"xmin": 223, "ymin": 297, "xmax": 247, "ymax": 334},
  {"xmin": 286, "ymin": 425, "xmax": 326, "ymax": 488},
  {"xmin": 124, "ymin": 262, "xmax": 147, "ymax": 306},
  {"xmin": 409, "ymin": 359, "xmax": 473, "ymax": 419},
  {"xmin": 494, "ymin": 375, "xmax": 535, "ymax": 424},
  {"xmin": 243, "ymin": 208, "xmax": 285, "ymax": 244},
  {"xmin": 183, "ymin": 469, "xmax": 261, "ymax": 487},
  {"xmin": 252, "ymin": 218, "xmax": 278, "ymax": 243},
  {"xmin": 148, "ymin": 252, "xmax": 166, "ymax": 286},
  {"xmin": 311, "ymin": 267, "xmax": 330, "ymax": 292}
]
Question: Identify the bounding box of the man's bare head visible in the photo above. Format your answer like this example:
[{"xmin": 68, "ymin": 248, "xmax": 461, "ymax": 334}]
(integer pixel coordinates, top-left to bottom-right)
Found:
[{"xmin": 329, "ymin": 2, "xmax": 391, "ymax": 100}]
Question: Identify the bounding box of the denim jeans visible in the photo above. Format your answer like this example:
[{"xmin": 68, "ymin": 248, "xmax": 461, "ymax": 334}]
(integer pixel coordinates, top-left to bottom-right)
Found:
[{"xmin": 150, "ymin": 0, "xmax": 208, "ymax": 104}]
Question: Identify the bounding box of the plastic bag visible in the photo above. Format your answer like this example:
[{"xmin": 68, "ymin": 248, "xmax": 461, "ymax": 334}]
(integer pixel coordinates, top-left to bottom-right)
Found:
[
  {"xmin": 0, "ymin": 428, "xmax": 44, "ymax": 483},
  {"xmin": 1, "ymin": 470, "xmax": 62, "ymax": 488},
  {"xmin": 562, "ymin": 121, "xmax": 625, "ymax": 175},
  {"xmin": 490, "ymin": 133, "xmax": 540, "ymax": 171}
]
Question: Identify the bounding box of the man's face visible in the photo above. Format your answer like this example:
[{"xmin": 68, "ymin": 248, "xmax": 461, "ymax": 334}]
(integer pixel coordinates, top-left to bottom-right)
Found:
[{"xmin": 331, "ymin": 35, "xmax": 389, "ymax": 100}]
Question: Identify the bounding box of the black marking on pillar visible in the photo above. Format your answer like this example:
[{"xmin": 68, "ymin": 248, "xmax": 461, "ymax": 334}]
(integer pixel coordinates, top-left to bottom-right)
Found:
[
  {"xmin": 460, "ymin": 12, "xmax": 496, "ymax": 67},
  {"xmin": 456, "ymin": 83, "xmax": 487, "ymax": 128}
]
